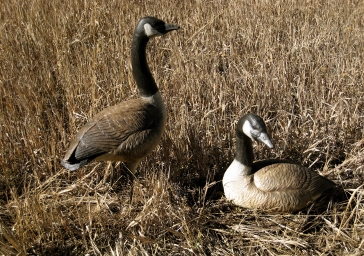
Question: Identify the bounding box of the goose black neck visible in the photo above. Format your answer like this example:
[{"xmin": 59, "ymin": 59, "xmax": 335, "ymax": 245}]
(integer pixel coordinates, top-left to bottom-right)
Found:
[
  {"xmin": 131, "ymin": 35, "xmax": 159, "ymax": 97},
  {"xmin": 235, "ymin": 130, "xmax": 254, "ymax": 170}
]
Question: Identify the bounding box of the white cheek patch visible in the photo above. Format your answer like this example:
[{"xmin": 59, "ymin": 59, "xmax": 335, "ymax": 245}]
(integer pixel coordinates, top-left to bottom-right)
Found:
[
  {"xmin": 144, "ymin": 23, "xmax": 162, "ymax": 38},
  {"xmin": 242, "ymin": 121, "xmax": 254, "ymax": 140}
]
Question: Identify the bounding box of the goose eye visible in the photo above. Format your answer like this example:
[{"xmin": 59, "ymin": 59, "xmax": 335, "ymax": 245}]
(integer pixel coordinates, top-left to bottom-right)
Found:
[
  {"xmin": 155, "ymin": 23, "xmax": 165, "ymax": 31},
  {"xmin": 257, "ymin": 132, "xmax": 274, "ymax": 148},
  {"xmin": 250, "ymin": 129, "xmax": 261, "ymax": 139}
]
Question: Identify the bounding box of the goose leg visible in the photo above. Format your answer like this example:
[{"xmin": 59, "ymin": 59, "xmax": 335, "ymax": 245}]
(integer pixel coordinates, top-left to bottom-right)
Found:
[
  {"xmin": 125, "ymin": 159, "xmax": 142, "ymax": 203},
  {"xmin": 102, "ymin": 162, "xmax": 114, "ymax": 185}
]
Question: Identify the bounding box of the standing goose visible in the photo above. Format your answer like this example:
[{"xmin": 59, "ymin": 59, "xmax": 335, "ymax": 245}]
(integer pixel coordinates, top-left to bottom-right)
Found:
[
  {"xmin": 223, "ymin": 113, "xmax": 335, "ymax": 213},
  {"xmin": 61, "ymin": 17, "xmax": 179, "ymax": 173}
]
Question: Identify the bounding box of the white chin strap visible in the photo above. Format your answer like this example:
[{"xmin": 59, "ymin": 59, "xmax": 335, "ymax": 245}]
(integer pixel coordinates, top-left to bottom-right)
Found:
[
  {"xmin": 144, "ymin": 23, "xmax": 163, "ymax": 38},
  {"xmin": 242, "ymin": 120, "xmax": 254, "ymax": 140}
]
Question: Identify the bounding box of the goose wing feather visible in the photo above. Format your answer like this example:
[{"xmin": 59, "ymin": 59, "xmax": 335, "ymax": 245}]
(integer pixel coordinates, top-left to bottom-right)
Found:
[
  {"xmin": 64, "ymin": 99, "xmax": 160, "ymax": 161},
  {"xmin": 253, "ymin": 163, "xmax": 334, "ymax": 193},
  {"xmin": 252, "ymin": 159, "xmax": 299, "ymax": 173}
]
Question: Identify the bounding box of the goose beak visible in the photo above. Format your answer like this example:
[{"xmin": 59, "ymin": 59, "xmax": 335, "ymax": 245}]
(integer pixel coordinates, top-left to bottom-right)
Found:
[
  {"xmin": 164, "ymin": 23, "xmax": 180, "ymax": 32},
  {"xmin": 265, "ymin": 140, "xmax": 274, "ymax": 149},
  {"xmin": 257, "ymin": 132, "xmax": 274, "ymax": 149}
]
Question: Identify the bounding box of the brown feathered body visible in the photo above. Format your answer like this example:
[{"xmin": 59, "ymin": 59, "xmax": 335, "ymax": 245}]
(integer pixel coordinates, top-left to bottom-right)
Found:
[
  {"xmin": 62, "ymin": 93, "xmax": 166, "ymax": 171},
  {"xmin": 224, "ymin": 160, "xmax": 335, "ymax": 212}
]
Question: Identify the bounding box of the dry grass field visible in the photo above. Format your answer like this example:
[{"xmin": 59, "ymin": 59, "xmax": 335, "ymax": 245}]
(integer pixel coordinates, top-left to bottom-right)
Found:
[{"xmin": 1, "ymin": 0, "xmax": 363, "ymax": 255}]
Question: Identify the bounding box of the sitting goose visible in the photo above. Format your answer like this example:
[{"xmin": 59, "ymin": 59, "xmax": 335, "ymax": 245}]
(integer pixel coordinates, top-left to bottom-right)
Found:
[
  {"xmin": 61, "ymin": 17, "xmax": 179, "ymax": 173},
  {"xmin": 223, "ymin": 113, "xmax": 335, "ymax": 213}
]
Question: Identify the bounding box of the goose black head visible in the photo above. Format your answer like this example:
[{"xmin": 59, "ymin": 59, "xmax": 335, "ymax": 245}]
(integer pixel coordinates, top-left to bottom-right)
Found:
[
  {"xmin": 238, "ymin": 113, "xmax": 274, "ymax": 149},
  {"xmin": 135, "ymin": 16, "xmax": 180, "ymax": 39}
]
